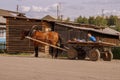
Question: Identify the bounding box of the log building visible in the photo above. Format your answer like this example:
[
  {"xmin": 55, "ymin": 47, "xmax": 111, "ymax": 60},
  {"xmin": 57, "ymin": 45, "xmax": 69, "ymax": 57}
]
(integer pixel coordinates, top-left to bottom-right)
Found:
[{"xmin": 4, "ymin": 16, "xmax": 120, "ymax": 53}]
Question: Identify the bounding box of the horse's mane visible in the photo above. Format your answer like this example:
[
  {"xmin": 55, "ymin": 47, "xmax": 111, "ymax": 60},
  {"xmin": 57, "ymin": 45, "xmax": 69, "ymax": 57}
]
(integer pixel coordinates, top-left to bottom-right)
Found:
[{"xmin": 22, "ymin": 29, "xmax": 30, "ymax": 36}]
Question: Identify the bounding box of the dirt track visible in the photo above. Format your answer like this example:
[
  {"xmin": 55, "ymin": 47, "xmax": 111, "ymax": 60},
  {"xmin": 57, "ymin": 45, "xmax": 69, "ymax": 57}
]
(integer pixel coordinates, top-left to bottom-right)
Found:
[{"xmin": 0, "ymin": 56, "xmax": 120, "ymax": 80}]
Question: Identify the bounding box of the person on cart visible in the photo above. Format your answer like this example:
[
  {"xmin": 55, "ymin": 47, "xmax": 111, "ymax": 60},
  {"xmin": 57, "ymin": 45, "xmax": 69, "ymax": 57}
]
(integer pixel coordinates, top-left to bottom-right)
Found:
[{"xmin": 88, "ymin": 33, "xmax": 96, "ymax": 42}]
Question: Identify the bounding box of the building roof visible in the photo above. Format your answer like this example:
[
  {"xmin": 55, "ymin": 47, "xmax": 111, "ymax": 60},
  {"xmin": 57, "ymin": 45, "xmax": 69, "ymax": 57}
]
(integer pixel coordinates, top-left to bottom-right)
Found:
[
  {"xmin": 101, "ymin": 27, "xmax": 120, "ymax": 36},
  {"xmin": 0, "ymin": 9, "xmax": 25, "ymax": 17},
  {"xmin": 4, "ymin": 15, "xmax": 120, "ymax": 36},
  {"xmin": 59, "ymin": 22, "xmax": 104, "ymax": 29},
  {"xmin": 56, "ymin": 23, "xmax": 120, "ymax": 36},
  {"xmin": 41, "ymin": 15, "xmax": 56, "ymax": 21},
  {"xmin": 4, "ymin": 15, "xmax": 54, "ymax": 23}
]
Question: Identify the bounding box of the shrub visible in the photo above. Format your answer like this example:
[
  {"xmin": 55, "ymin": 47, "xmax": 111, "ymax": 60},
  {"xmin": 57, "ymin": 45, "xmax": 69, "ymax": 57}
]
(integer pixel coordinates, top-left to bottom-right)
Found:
[{"xmin": 112, "ymin": 47, "xmax": 120, "ymax": 59}]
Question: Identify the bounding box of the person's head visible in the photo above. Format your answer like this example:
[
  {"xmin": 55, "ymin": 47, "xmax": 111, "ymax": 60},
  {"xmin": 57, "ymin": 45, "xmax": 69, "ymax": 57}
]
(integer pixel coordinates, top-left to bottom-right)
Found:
[{"xmin": 88, "ymin": 33, "xmax": 92, "ymax": 37}]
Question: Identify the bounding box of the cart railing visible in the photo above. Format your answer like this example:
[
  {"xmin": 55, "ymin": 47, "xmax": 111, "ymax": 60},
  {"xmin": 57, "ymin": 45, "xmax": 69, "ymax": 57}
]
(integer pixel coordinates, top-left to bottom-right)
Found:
[{"xmin": 67, "ymin": 41, "xmax": 116, "ymax": 47}]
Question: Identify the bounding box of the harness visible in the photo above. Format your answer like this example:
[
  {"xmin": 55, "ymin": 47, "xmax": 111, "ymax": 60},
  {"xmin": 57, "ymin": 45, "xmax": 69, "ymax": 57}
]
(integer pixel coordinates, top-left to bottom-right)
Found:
[{"xmin": 28, "ymin": 25, "xmax": 41, "ymax": 37}]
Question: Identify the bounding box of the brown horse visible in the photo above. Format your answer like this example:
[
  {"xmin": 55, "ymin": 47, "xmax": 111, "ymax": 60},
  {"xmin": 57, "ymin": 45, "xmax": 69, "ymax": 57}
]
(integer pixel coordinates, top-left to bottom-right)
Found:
[{"xmin": 20, "ymin": 29, "xmax": 63, "ymax": 58}]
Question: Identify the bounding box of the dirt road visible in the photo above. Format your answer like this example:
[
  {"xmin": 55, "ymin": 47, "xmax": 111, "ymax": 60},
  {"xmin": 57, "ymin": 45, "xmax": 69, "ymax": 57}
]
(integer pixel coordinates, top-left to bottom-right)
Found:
[{"xmin": 0, "ymin": 56, "xmax": 120, "ymax": 80}]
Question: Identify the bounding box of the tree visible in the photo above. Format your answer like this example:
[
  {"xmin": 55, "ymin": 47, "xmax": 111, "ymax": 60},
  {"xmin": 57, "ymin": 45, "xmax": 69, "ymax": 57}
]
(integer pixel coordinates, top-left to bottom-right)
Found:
[
  {"xmin": 107, "ymin": 15, "xmax": 118, "ymax": 26},
  {"xmin": 115, "ymin": 20, "xmax": 120, "ymax": 32},
  {"xmin": 74, "ymin": 15, "xmax": 120, "ymax": 32},
  {"xmin": 74, "ymin": 16, "xmax": 83, "ymax": 23},
  {"xmin": 101, "ymin": 17, "xmax": 107, "ymax": 26},
  {"xmin": 82, "ymin": 17, "xmax": 88, "ymax": 24},
  {"xmin": 74, "ymin": 16, "xmax": 88, "ymax": 24},
  {"xmin": 95, "ymin": 16, "xmax": 107, "ymax": 26},
  {"xmin": 88, "ymin": 16, "xmax": 95, "ymax": 25},
  {"xmin": 65, "ymin": 17, "xmax": 70, "ymax": 22}
]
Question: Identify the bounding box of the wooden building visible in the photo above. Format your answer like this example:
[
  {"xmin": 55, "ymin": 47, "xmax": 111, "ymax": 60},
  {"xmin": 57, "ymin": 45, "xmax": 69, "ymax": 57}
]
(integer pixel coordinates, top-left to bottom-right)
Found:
[
  {"xmin": 54, "ymin": 22, "xmax": 120, "ymax": 45},
  {"xmin": 0, "ymin": 9, "xmax": 26, "ymax": 50},
  {"xmin": 4, "ymin": 15, "xmax": 120, "ymax": 53},
  {"xmin": 5, "ymin": 16, "xmax": 54, "ymax": 53},
  {"xmin": 55, "ymin": 22, "xmax": 120, "ymax": 44}
]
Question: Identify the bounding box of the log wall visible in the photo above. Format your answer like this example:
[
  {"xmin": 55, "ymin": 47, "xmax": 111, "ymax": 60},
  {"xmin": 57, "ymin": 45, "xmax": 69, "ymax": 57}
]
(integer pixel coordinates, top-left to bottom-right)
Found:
[
  {"xmin": 55, "ymin": 24, "xmax": 119, "ymax": 45},
  {"xmin": 6, "ymin": 17, "xmax": 52, "ymax": 53}
]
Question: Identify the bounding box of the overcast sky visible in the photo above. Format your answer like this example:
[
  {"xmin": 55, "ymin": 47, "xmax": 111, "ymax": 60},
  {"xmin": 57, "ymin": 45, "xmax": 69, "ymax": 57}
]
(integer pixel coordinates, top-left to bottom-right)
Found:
[{"xmin": 0, "ymin": 0, "xmax": 120, "ymax": 20}]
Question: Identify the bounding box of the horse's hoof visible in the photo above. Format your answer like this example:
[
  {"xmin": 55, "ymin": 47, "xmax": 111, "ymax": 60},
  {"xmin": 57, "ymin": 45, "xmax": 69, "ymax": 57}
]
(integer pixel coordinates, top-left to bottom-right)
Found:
[
  {"xmin": 54, "ymin": 57, "xmax": 58, "ymax": 59},
  {"xmin": 35, "ymin": 55, "xmax": 38, "ymax": 57}
]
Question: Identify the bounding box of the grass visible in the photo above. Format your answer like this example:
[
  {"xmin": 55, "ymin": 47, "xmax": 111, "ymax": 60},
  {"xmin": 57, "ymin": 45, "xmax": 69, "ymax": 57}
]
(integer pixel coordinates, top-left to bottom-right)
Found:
[
  {"xmin": 112, "ymin": 47, "xmax": 120, "ymax": 59},
  {"xmin": 0, "ymin": 52, "xmax": 32, "ymax": 57}
]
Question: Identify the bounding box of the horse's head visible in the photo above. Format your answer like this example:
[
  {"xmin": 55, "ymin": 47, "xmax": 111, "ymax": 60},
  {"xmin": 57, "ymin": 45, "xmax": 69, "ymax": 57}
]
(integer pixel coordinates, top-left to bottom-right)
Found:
[{"xmin": 20, "ymin": 30, "xmax": 30, "ymax": 40}]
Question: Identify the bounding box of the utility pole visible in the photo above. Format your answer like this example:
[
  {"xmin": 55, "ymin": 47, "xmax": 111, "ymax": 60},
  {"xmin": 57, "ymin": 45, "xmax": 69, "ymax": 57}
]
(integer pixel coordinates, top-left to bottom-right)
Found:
[
  {"xmin": 57, "ymin": 4, "xmax": 59, "ymax": 20},
  {"xmin": 16, "ymin": 4, "xmax": 19, "ymax": 13},
  {"xmin": 102, "ymin": 9, "xmax": 104, "ymax": 17},
  {"xmin": 57, "ymin": 2, "xmax": 62, "ymax": 20},
  {"xmin": 16, "ymin": 0, "xmax": 23, "ymax": 13}
]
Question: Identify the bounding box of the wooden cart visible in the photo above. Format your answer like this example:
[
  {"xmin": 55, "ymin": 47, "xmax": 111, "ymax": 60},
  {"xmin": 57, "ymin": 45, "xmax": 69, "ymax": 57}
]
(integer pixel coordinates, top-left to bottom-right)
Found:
[
  {"xmin": 25, "ymin": 36, "xmax": 115, "ymax": 61},
  {"xmin": 67, "ymin": 41, "xmax": 116, "ymax": 61}
]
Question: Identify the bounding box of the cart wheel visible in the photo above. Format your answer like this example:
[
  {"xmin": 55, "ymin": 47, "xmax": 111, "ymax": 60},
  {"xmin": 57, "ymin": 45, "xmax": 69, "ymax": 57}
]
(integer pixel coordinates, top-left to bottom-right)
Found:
[
  {"xmin": 102, "ymin": 50, "xmax": 113, "ymax": 61},
  {"xmin": 77, "ymin": 48, "xmax": 86, "ymax": 60},
  {"xmin": 67, "ymin": 48, "xmax": 77, "ymax": 59},
  {"xmin": 89, "ymin": 49, "xmax": 100, "ymax": 61}
]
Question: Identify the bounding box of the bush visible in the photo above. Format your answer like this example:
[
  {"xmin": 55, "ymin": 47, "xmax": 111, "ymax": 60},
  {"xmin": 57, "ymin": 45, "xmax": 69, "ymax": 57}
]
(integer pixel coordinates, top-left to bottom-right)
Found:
[
  {"xmin": 0, "ymin": 49, "xmax": 6, "ymax": 53},
  {"xmin": 112, "ymin": 47, "xmax": 120, "ymax": 59}
]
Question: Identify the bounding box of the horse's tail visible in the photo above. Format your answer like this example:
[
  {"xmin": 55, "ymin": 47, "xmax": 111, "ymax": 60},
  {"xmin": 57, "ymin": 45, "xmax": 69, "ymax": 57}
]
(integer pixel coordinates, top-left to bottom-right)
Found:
[
  {"xmin": 58, "ymin": 35, "xmax": 69, "ymax": 50},
  {"xmin": 57, "ymin": 35, "xmax": 64, "ymax": 48}
]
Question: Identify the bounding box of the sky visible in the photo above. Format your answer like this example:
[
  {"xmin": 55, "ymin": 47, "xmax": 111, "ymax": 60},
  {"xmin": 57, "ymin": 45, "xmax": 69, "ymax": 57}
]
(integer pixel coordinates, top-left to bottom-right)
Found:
[{"xmin": 0, "ymin": 0, "xmax": 120, "ymax": 20}]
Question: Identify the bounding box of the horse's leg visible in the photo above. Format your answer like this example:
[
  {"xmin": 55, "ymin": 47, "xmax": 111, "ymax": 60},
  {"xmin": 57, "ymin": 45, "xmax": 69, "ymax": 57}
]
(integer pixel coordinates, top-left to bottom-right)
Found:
[
  {"xmin": 49, "ymin": 46, "xmax": 54, "ymax": 58},
  {"xmin": 51, "ymin": 42, "xmax": 59, "ymax": 58},
  {"xmin": 34, "ymin": 46, "xmax": 39, "ymax": 57},
  {"xmin": 51, "ymin": 47, "xmax": 56, "ymax": 59},
  {"xmin": 52, "ymin": 47, "xmax": 56, "ymax": 59},
  {"xmin": 55, "ymin": 48, "xmax": 59, "ymax": 58}
]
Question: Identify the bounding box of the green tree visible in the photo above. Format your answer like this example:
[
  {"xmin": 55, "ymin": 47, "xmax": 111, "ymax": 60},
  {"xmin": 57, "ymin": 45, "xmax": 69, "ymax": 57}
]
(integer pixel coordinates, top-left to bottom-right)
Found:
[
  {"xmin": 74, "ymin": 16, "xmax": 83, "ymax": 23},
  {"xmin": 107, "ymin": 15, "xmax": 118, "ymax": 26},
  {"xmin": 88, "ymin": 16, "xmax": 95, "ymax": 25},
  {"xmin": 101, "ymin": 17, "xmax": 107, "ymax": 26},
  {"xmin": 82, "ymin": 17, "xmax": 88, "ymax": 24},
  {"xmin": 74, "ymin": 15, "xmax": 120, "ymax": 31},
  {"xmin": 115, "ymin": 20, "xmax": 120, "ymax": 31},
  {"xmin": 95, "ymin": 16, "xmax": 107, "ymax": 26},
  {"xmin": 65, "ymin": 17, "xmax": 70, "ymax": 22},
  {"xmin": 74, "ymin": 16, "xmax": 88, "ymax": 24}
]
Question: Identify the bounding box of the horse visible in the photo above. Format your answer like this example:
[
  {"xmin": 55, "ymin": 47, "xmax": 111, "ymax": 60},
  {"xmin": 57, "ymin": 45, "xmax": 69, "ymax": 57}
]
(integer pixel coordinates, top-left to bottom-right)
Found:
[{"xmin": 20, "ymin": 28, "xmax": 63, "ymax": 58}]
